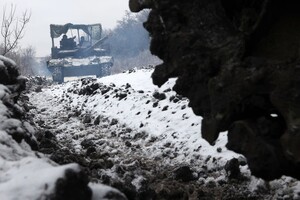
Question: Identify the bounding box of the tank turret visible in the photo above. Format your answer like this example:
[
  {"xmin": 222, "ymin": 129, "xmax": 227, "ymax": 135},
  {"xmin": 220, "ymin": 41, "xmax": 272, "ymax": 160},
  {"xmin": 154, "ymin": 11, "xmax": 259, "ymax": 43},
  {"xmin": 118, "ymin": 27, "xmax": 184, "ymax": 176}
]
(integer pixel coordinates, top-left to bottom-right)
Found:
[{"xmin": 47, "ymin": 23, "xmax": 113, "ymax": 83}]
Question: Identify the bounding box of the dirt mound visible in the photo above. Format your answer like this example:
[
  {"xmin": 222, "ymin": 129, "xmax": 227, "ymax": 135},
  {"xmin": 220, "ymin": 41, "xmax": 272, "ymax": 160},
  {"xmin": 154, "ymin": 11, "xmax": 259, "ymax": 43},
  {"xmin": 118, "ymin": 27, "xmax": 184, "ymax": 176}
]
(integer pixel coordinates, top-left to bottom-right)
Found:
[{"xmin": 130, "ymin": 0, "xmax": 300, "ymax": 180}]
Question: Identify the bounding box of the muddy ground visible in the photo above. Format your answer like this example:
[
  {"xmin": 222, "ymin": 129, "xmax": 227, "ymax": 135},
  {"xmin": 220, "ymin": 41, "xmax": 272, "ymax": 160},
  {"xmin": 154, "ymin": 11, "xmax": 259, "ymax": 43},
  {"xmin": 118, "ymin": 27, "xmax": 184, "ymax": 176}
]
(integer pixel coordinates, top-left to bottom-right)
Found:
[{"xmin": 20, "ymin": 76, "xmax": 298, "ymax": 200}]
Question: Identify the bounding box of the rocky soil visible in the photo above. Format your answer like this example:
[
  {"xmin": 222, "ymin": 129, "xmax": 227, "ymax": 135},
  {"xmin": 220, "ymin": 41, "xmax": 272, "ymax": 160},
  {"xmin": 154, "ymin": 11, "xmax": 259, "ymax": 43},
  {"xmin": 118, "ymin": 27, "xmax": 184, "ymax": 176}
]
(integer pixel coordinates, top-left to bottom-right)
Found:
[
  {"xmin": 0, "ymin": 56, "xmax": 126, "ymax": 200},
  {"xmin": 23, "ymin": 73, "xmax": 300, "ymax": 200},
  {"xmin": 129, "ymin": 0, "xmax": 300, "ymax": 181}
]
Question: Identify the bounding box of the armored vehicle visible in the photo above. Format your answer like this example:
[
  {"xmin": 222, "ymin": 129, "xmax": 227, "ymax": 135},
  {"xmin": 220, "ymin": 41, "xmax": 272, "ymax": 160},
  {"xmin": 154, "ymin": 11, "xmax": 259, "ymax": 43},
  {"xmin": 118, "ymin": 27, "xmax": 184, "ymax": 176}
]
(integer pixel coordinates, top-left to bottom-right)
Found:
[{"xmin": 47, "ymin": 23, "xmax": 113, "ymax": 83}]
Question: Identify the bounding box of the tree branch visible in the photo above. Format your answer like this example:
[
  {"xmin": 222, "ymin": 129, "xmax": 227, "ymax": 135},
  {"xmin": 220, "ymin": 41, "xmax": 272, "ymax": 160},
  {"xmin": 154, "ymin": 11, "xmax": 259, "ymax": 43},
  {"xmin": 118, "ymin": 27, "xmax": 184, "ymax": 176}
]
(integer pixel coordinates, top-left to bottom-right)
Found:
[{"xmin": 0, "ymin": 4, "xmax": 31, "ymax": 56}]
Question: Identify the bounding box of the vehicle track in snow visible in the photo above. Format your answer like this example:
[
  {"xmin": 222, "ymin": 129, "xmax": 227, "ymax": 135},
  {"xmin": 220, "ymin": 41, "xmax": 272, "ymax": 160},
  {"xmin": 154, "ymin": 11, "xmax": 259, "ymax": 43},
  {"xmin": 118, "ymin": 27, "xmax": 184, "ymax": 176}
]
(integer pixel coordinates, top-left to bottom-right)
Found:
[{"xmin": 24, "ymin": 75, "xmax": 288, "ymax": 200}]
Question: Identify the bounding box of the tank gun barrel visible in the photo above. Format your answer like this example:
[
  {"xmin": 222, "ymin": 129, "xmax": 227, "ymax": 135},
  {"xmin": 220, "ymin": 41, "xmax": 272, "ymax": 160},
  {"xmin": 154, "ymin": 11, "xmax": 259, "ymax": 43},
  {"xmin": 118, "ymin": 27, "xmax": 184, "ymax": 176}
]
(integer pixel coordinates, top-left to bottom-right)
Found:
[{"xmin": 83, "ymin": 35, "xmax": 109, "ymax": 54}]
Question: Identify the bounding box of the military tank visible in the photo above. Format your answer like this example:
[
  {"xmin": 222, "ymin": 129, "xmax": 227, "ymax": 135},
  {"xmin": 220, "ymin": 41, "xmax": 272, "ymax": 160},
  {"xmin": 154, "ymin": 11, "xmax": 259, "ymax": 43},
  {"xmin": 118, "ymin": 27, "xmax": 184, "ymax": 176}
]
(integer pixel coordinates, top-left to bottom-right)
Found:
[{"xmin": 47, "ymin": 23, "xmax": 113, "ymax": 83}]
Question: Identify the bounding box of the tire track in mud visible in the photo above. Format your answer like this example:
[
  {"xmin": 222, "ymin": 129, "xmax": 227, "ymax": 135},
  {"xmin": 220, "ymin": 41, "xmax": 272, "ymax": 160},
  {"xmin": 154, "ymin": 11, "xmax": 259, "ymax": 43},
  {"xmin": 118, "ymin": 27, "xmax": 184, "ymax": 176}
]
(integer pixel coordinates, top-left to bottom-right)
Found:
[{"xmin": 26, "ymin": 80, "xmax": 272, "ymax": 200}]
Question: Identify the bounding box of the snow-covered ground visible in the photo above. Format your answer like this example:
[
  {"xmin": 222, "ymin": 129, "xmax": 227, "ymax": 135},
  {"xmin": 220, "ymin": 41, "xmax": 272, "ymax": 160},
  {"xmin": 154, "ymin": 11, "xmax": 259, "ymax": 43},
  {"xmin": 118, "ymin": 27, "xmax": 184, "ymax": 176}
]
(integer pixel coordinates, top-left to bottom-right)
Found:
[
  {"xmin": 30, "ymin": 69, "xmax": 237, "ymax": 170},
  {"xmin": 0, "ymin": 55, "xmax": 127, "ymax": 200},
  {"xmin": 27, "ymin": 68, "xmax": 300, "ymax": 199}
]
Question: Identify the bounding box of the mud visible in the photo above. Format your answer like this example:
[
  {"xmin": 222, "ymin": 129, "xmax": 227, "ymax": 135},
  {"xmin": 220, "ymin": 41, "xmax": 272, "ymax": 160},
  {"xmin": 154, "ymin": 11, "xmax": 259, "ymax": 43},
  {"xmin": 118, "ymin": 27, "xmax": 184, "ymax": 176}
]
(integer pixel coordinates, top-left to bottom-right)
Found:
[{"xmin": 25, "ymin": 77, "xmax": 281, "ymax": 200}]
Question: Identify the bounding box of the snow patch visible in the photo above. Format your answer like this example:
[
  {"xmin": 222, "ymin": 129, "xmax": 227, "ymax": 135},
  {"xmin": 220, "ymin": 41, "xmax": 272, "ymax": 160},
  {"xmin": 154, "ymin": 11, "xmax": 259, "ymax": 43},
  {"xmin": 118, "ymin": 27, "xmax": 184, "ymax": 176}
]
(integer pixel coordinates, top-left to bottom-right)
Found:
[
  {"xmin": 0, "ymin": 55, "xmax": 17, "ymax": 67},
  {"xmin": 0, "ymin": 158, "xmax": 79, "ymax": 200},
  {"xmin": 89, "ymin": 183, "xmax": 127, "ymax": 200}
]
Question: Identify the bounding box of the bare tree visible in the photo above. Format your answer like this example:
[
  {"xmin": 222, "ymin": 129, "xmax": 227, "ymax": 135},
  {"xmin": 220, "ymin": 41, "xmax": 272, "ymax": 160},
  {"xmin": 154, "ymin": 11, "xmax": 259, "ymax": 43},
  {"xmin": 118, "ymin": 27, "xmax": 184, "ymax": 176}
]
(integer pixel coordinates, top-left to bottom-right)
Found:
[
  {"xmin": 20, "ymin": 46, "xmax": 36, "ymax": 75},
  {"xmin": 1, "ymin": 4, "xmax": 31, "ymax": 56}
]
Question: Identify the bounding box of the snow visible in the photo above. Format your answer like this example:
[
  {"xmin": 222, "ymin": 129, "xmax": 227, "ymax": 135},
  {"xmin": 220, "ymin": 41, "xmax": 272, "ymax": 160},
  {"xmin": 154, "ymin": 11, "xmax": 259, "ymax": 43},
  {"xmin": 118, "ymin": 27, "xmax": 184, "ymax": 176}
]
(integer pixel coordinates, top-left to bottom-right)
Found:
[
  {"xmin": 0, "ymin": 129, "xmax": 80, "ymax": 200},
  {"xmin": 0, "ymin": 92, "xmax": 82, "ymax": 200},
  {"xmin": 48, "ymin": 56, "xmax": 113, "ymax": 67},
  {"xmin": 100, "ymin": 69, "xmax": 158, "ymax": 91},
  {"xmin": 0, "ymin": 86, "xmax": 10, "ymax": 119},
  {"xmin": 0, "ymin": 103, "xmax": 8, "ymax": 118},
  {"xmin": 0, "ymin": 84, "xmax": 10, "ymax": 99},
  {"xmin": 89, "ymin": 183, "xmax": 127, "ymax": 200},
  {"xmin": 27, "ymin": 68, "xmax": 300, "ymax": 198},
  {"xmin": 0, "ymin": 156, "xmax": 79, "ymax": 200},
  {"xmin": 32, "ymin": 69, "xmax": 238, "ymax": 167},
  {"xmin": 91, "ymin": 69, "xmax": 238, "ymax": 164},
  {"xmin": 0, "ymin": 75, "xmax": 125, "ymax": 199},
  {"xmin": 0, "ymin": 55, "xmax": 17, "ymax": 67},
  {"xmin": 131, "ymin": 175, "xmax": 145, "ymax": 191}
]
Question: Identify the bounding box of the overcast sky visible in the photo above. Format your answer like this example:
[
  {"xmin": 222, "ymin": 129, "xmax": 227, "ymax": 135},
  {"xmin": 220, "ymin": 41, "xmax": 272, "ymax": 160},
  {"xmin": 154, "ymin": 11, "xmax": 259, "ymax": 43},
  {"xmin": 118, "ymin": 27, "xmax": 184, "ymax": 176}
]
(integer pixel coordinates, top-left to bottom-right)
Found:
[{"xmin": 0, "ymin": 0, "xmax": 129, "ymax": 56}]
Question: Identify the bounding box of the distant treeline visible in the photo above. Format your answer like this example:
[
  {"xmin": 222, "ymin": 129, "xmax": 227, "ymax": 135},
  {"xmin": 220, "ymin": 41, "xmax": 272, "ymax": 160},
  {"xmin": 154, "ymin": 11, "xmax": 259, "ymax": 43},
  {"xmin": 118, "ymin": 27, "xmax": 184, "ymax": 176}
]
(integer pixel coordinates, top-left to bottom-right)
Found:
[
  {"xmin": 105, "ymin": 10, "xmax": 150, "ymax": 58},
  {"xmin": 104, "ymin": 10, "xmax": 161, "ymax": 72}
]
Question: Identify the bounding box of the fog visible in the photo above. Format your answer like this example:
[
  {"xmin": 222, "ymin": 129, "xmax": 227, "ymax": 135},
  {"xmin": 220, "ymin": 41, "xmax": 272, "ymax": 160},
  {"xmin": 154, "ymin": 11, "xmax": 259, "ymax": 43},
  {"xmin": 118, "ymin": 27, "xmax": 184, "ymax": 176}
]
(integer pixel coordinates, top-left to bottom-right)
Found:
[{"xmin": 105, "ymin": 10, "xmax": 162, "ymax": 72}]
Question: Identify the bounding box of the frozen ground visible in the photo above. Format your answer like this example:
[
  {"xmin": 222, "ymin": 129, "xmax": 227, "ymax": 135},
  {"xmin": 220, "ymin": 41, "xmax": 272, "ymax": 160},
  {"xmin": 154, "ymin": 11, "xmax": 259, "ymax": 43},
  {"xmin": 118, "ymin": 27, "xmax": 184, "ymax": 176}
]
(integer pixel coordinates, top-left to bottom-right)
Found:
[
  {"xmin": 26, "ymin": 68, "xmax": 300, "ymax": 199},
  {"xmin": 0, "ymin": 55, "xmax": 126, "ymax": 200}
]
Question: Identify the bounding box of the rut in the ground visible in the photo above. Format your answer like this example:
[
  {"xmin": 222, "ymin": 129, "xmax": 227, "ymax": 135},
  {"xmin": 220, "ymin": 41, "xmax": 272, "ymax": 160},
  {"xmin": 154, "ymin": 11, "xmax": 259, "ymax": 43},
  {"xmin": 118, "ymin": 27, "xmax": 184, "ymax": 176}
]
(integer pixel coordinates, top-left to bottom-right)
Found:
[{"xmin": 24, "ymin": 78, "xmax": 275, "ymax": 200}]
